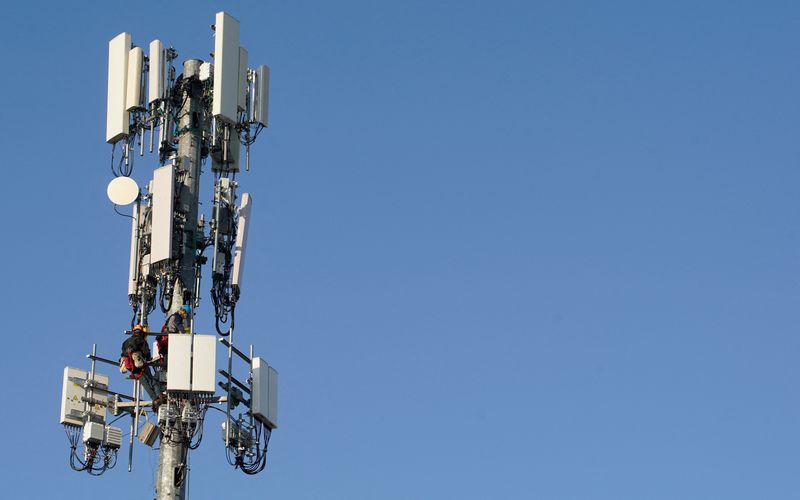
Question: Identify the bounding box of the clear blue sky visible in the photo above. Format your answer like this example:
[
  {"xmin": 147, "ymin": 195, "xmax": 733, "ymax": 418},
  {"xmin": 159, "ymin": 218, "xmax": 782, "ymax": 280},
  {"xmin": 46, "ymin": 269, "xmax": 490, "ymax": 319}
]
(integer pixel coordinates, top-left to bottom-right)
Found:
[{"xmin": 2, "ymin": 0, "xmax": 799, "ymax": 498}]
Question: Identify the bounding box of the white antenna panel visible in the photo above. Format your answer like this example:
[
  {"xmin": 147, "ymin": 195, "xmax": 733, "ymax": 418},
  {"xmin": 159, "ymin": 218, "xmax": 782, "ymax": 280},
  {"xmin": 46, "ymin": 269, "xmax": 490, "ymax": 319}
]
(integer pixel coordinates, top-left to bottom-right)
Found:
[
  {"xmin": 267, "ymin": 365, "xmax": 278, "ymax": 428},
  {"xmin": 232, "ymin": 193, "xmax": 251, "ymax": 288},
  {"xmin": 251, "ymin": 358, "xmax": 278, "ymax": 429},
  {"xmin": 191, "ymin": 335, "xmax": 217, "ymax": 393},
  {"xmin": 106, "ymin": 32, "xmax": 131, "ymax": 143},
  {"xmin": 253, "ymin": 65, "xmax": 270, "ymax": 127},
  {"xmin": 237, "ymin": 47, "xmax": 248, "ymax": 113},
  {"xmin": 148, "ymin": 40, "xmax": 165, "ymax": 104},
  {"xmin": 126, "ymin": 47, "xmax": 144, "ymax": 111},
  {"xmin": 60, "ymin": 367, "xmax": 109, "ymax": 426},
  {"xmin": 150, "ymin": 165, "xmax": 174, "ymax": 263},
  {"xmin": 166, "ymin": 335, "xmax": 217, "ymax": 393},
  {"xmin": 199, "ymin": 62, "xmax": 214, "ymax": 82},
  {"xmin": 212, "ymin": 11, "xmax": 240, "ymax": 124},
  {"xmin": 166, "ymin": 335, "xmax": 192, "ymax": 391}
]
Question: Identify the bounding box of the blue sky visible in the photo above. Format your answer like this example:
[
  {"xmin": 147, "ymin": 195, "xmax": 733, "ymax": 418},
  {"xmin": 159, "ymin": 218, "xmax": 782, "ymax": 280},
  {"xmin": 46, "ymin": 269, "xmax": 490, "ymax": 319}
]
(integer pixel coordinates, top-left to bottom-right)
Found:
[{"xmin": 2, "ymin": 0, "xmax": 799, "ymax": 498}]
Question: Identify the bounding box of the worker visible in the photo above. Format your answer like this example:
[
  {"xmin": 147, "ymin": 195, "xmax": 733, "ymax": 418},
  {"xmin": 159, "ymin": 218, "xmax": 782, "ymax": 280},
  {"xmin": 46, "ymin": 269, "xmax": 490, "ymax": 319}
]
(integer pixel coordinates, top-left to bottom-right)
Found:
[
  {"xmin": 121, "ymin": 325, "xmax": 151, "ymax": 369},
  {"xmin": 154, "ymin": 304, "xmax": 192, "ymax": 364},
  {"xmin": 165, "ymin": 304, "xmax": 191, "ymax": 334},
  {"xmin": 119, "ymin": 325, "xmax": 161, "ymax": 399}
]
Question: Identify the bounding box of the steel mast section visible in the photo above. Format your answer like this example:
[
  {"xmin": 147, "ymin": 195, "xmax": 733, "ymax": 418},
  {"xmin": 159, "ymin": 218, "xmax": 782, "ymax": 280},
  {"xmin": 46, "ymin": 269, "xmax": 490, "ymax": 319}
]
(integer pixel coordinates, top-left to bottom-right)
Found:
[{"xmin": 155, "ymin": 58, "xmax": 204, "ymax": 500}]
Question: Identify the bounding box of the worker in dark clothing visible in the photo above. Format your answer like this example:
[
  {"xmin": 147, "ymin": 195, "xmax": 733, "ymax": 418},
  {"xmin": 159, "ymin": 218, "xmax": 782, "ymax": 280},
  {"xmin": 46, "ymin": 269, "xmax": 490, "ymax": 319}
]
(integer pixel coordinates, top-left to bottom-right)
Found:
[
  {"xmin": 120, "ymin": 324, "xmax": 161, "ymax": 400},
  {"xmin": 121, "ymin": 324, "xmax": 151, "ymax": 367},
  {"xmin": 165, "ymin": 304, "xmax": 191, "ymax": 333},
  {"xmin": 154, "ymin": 304, "xmax": 191, "ymax": 365}
]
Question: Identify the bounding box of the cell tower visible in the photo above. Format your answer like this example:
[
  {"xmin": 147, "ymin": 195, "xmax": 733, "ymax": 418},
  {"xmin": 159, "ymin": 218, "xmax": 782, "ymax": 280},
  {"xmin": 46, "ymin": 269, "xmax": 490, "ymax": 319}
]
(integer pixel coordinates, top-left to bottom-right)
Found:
[{"xmin": 59, "ymin": 12, "xmax": 277, "ymax": 499}]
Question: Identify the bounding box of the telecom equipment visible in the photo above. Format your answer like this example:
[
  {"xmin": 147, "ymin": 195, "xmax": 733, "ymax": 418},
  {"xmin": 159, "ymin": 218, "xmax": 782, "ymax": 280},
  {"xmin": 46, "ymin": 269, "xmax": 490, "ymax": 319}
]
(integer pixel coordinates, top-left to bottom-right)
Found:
[{"xmin": 60, "ymin": 11, "xmax": 278, "ymax": 499}]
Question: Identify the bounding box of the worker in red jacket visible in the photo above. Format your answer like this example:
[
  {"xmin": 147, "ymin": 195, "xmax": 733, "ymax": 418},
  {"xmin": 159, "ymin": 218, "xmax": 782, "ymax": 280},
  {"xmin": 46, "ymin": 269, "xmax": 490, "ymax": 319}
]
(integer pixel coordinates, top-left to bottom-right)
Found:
[{"xmin": 120, "ymin": 324, "xmax": 161, "ymax": 399}]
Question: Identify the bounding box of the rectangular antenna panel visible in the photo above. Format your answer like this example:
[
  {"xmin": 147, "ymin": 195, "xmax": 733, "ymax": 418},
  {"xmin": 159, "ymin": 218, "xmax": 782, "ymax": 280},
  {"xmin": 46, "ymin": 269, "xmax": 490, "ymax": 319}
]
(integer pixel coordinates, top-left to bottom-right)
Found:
[
  {"xmin": 199, "ymin": 62, "xmax": 214, "ymax": 82},
  {"xmin": 150, "ymin": 165, "xmax": 174, "ymax": 263},
  {"xmin": 231, "ymin": 193, "xmax": 252, "ymax": 287},
  {"xmin": 251, "ymin": 357, "xmax": 278, "ymax": 429},
  {"xmin": 106, "ymin": 32, "xmax": 131, "ymax": 143},
  {"xmin": 238, "ymin": 47, "xmax": 248, "ymax": 112},
  {"xmin": 166, "ymin": 335, "xmax": 216, "ymax": 393},
  {"xmin": 251, "ymin": 357, "xmax": 268, "ymax": 425},
  {"xmin": 126, "ymin": 47, "xmax": 144, "ymax": 111},
  {"xmin": 127, "ymin": 202, "xmax": 140, "ymax": 295},
  {"xmin": 166, "ymin": 335, "xmax": 192, "ymax": 392},
  {"xmin": 191, "ymin": 335, "xmax": 217, "ymax": 393},
  {"xmin": 148, "ymin": 40, "xmax": 165, "ymax": 104},
  {"xmin": 212, "ymin": 12, "xmax": 241, "ymax": 123},
  {"xmin": 253, "ymin": 65, "xmax": 270, "ymax": 126},
  {"xmin": 267, "ymin": 365, "xmax": 278, "ymax": 428},
  {"xmin": 60, "ymin": 367, "xmax": 109, "ymax": 426}
]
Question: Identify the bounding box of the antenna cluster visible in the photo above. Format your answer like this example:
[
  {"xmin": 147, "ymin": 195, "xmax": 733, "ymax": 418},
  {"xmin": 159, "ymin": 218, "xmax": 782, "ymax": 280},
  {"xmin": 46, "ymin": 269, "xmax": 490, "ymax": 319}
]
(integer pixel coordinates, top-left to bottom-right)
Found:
[
  {"xmin": 61, "ymin": 12, "xmax": 279, "ymax": 497},
  {"xmin": 106, "ymin": 12, "xmax": 268, "ymax": 172}
]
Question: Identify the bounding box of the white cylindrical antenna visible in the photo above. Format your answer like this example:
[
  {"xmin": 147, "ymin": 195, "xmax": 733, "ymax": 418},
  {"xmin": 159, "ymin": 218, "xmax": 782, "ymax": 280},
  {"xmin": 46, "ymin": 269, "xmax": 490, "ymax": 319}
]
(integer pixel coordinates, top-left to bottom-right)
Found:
[
  {"xmin": 253, "ymin": 64, "xmax": 270, "ymax": 127},
  {"xmin": 148, "ymin": 40, "xmax": 165, "ymax": 104},
  {"xmin": 126, "ymin": 47, "xmax": 144, "ymax": 111},
  {"xmin": 106, "ymin": 33, "xmax": 131, "ymax": 143}
]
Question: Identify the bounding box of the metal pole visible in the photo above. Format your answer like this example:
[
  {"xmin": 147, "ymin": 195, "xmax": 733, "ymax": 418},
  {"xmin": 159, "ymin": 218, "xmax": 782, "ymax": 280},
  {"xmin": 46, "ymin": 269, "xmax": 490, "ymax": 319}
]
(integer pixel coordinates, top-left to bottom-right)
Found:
[
  {"xmin": 157, "ymin": 426, "xmax": 188, "ymax": 500},
  {"xmin": 178, "ymin": 59, "xmax": 203, "ymax": 305},
  {"xmin": 86, "ymin": 344, "xmax": 97, "ymax": 417},
  {"xmin": 155, "ymin": 58, "xmax": 204, "ymax": 500},
  {"xmin": 128, "ymin": 379, "xmax": 139, "ymax": 472}
]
